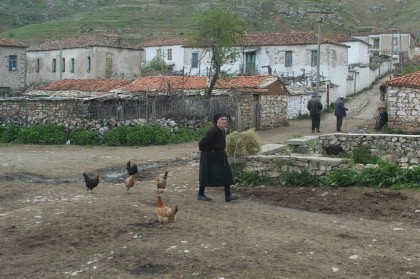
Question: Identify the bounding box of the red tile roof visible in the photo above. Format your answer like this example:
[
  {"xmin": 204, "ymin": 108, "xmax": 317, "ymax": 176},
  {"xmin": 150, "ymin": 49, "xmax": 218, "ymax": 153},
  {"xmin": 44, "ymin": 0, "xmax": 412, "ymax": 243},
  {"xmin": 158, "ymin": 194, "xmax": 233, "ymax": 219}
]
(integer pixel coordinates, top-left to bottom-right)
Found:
[
  {"xmin": 0, "ymin": 37, "xmax": 27, "ymax": 47},
  {"xmin": 40, "ymin": 79, "xmax": 132, "ymax": 92},
  {"xmin": 386, "ymin": 71, "xmax": 420, "ymax": 88},
  {"xmin": 121, "ymin": 75, "xmax": 278, "ymax": 92},
  {"xmin": 27, "ymin": 35, "xmax": 142, "ymax": 51},
  {"xmin": 141, "ymin": 37, "xmax": 186, "ymax": 47},
  {"xmin": 36, "ymin": 76, "xmax": 280, "ymax": 94},
  {"xmin": 325, "ymin": 34, "xmax": 369, "ymax": 45},
  {"xmin": 242, "ymin": 32, "xmax": 348, "ymax": 47}
]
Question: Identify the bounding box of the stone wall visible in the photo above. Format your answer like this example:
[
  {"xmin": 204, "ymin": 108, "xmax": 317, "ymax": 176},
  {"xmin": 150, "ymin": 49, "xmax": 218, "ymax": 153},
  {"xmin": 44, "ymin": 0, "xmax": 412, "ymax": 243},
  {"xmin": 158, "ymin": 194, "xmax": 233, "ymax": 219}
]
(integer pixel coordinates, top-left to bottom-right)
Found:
[
  {"xmin": 240, "ymin": 133, "xmax": 419, "ymax": 181},
  {"xmin": 318, "ymin": 133, "xmax": 420, "ymax": 167},
  {"xmin": 387, "ymin": 86, "xmax": 420, "ymax": 133},
  {"xmin": 0, "ymin": 46, "xmax": 27, "ymax": 95},
  {"xmin": 240, "ymin": 154, "xmax": 351, "ymax": 178}
]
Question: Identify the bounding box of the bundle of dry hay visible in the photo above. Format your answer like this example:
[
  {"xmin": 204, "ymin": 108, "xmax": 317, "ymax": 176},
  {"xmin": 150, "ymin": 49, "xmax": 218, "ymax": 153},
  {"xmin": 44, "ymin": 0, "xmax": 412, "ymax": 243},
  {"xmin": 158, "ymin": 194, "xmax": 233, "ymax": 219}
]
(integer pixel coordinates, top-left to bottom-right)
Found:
[{"xmin": 226, "ymin": 129, "xmax": 262, "ymax": 158}]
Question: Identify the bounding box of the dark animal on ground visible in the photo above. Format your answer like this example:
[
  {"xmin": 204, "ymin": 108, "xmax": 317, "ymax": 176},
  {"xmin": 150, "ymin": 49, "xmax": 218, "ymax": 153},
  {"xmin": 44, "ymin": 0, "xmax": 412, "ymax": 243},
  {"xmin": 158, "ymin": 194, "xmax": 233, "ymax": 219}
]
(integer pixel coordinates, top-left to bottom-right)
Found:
[
  {"xmin": 126, "ymin": 161, "xmax": 139, "ymax": 176},
  {"xmin": 83, "ymin": 173, "xmax": 100, "ymax": 191},
  {"xmin": 325, "ymin": 144, "xmax": 345, "ymax": 155}
]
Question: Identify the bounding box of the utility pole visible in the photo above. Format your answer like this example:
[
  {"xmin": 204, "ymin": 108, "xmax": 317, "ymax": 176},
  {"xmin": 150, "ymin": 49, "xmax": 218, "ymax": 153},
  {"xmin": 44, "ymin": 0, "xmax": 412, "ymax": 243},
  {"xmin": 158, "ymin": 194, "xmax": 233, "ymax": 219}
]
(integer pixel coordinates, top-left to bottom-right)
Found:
[
  {"xmin": 399, "ymin": 30, "xmax": 403, "ymax": 75},
  {"xmin": 308, "ymin": 11, "xmax": 333, "ymax": 95}
]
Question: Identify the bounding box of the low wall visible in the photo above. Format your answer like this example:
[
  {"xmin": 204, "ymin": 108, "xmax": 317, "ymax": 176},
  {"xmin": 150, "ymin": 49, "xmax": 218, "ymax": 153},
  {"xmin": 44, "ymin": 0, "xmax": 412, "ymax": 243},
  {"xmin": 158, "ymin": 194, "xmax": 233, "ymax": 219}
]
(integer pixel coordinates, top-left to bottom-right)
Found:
[
  {"xmin": 240, "ymin": 154, "xmax": 351, "ymax": 178},
  {"xmin": 318, "ymin": 133, "xmax": 419, "ymax": 167}
]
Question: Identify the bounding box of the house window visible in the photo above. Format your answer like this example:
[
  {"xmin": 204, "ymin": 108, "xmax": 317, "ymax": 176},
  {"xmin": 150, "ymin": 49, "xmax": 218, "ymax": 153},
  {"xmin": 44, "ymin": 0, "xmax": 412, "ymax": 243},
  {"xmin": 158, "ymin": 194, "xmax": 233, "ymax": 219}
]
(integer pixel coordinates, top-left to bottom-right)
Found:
[
  {"xmin": 392, "ymin": 37, "xmax": 398, "ymax": 46},
  {"xmin": 156, "ymin": 48, "xmax": 162, "ymax": 58},
  {"xmin": 285, "ymin": 51, "xmax": 292, "ymax": 67},
  {"xmin": 245, "ymin": 52, "xmax": 256, "ymax": 74},
  {"xmin": 52, "ymin": 58, "xmax": 57, "ymax": 72},
  {"xmin": 35, "ymin": 59, "xmax": 40, "ymax": 72},
  {"xmin": 167, "ymin": 49, "xmax": 172, "ymax": 60},
  {"xmin": 192, "ymin": 53, "xmax": 199, "ymax": 68},
  {"xmin": 70, "ymin": 58, "xmax": 75, "ymax": 73},
  {"xmin": 9, "ymin": 55, "xmax": 17, "ymax": 71},
  {"xmin": 61, "ymin": 58, "xmax": 65, "ymax": 72},
  {"xmin": 373, "ymin": 38, "xmax": 380, "ymax": 49},
  {"xmin": 311, "ymin": 50, "xmax": 317, "ymax": 67},
  {"xmin": 87, "ymin": 56, "xmax": 91, "ymax": 72}
]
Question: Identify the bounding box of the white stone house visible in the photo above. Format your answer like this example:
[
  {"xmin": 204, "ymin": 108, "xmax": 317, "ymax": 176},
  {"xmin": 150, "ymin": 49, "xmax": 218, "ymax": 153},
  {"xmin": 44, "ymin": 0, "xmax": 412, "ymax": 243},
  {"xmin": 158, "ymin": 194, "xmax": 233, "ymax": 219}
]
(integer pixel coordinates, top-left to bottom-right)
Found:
[
  {"xmin": 385, "ymin": 71, "xmax": 420, "ymax": 134},
  {"xmin": 25, "ymin": 35, "xmax": 143, "ymax": 86},
  {"xmin": 182, "ymin": 32, "xmax": 349, "ymax": 101},
  {"xmin": 352, "ymin": 28, "xmax": 417, "ymax": 60},
  {"xmin": 0, "ymin": 37, "xmax": 27, "ymax": 96},
  {"xmin": 141, "ymin": 37, "xmax": 185, "ymax": 73}
]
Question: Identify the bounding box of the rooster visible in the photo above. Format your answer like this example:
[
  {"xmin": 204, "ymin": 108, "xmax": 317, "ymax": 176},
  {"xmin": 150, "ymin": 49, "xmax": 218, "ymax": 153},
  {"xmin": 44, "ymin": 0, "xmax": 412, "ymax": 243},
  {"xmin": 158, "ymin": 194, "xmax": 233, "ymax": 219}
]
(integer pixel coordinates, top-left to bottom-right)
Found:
[
  {"xmin": 82, "ymin": 173, "xmax": 100, "ymax": 191},
  {"xmin": 126, "ymin": 161, "xmax": 139, "ymax": 176},
  {"xmin": 156, "ymin": 196, "xmax": 178, "ymax": 227},
  {"xmin": 125, "ymin": 175, "xmax": 136, "ymax": 191},
  {"xmin": 156, "ymin": 170, "xmax": 168, "ymax": 193}
]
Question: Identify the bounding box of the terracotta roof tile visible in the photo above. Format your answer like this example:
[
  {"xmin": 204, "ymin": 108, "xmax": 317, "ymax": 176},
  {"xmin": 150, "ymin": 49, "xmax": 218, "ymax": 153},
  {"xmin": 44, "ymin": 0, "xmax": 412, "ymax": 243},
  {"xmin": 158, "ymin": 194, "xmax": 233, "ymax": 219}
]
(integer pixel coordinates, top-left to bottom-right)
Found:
[
  {"xmin": 27, "ymin": 35, "xmax": 142, "ymax": 51},
  {"xmin": 242, "ymin": 32, "xmax": 347, "ymax": 47},
  {"xmin": 40, "ymin": 79, "xmax": 132, "ymax": 92},
  {"xmin": 386, "ymin": 71, "xmax": 420, "ymax": 88},
  {"xmin": 0, "ymin": 37, "xmax": 27, "ymax": 47},
  {"xmin": 141, "ymin": 37, "xmax": 186, "ymax": 47},
  {"xmin": 121, "ymin": 75, "xmax": 278, "ymax": 93}
]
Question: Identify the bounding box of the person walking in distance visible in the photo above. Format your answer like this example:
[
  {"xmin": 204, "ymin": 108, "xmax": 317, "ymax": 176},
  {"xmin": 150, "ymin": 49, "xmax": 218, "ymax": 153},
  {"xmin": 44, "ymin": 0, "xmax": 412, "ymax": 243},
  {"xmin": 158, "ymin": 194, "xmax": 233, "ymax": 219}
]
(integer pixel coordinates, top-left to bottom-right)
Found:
[
  {"xmin": 334, "ymin": 96, "xmax": 348, "ymax": 132},
  {"xmin": 197, "ymin": 112, "xmax": 239, "ymax": 202},
  {"xmin": 379, "ymin": 83, "xmax": 387, "ymax": 101},
  {"xmin": 375, "ymin": 106, "xmax": 389, "ymax": 130},
  {"xmin": 307, "ymin": 92, "xmax": 323, "ymax": 133}
]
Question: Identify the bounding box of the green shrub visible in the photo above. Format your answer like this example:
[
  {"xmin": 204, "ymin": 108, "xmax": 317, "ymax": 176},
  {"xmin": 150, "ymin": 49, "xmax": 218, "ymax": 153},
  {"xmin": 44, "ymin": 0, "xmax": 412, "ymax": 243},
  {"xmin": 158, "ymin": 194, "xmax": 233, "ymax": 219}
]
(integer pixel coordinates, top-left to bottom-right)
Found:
[
  {"xmin": 71, "ymin": 129, "xmax": 99, "ymax": 145},
  {"xmin": 0, "ymin": 124, "xmax": 22, "ymax": 143},
  {"xmin": 104, "ymin": 125, "xmax": 130, "ymax": 146},
  {"xmin": 15, "ymin": 124, "xmax": 66, "ymax": 144},
  {"xmin": 321, "ymin": 168, "xmax": 359, "ymax": 187},
  {"xmin": 234, "ymin": 170, "xmax": 280, "ymax": 186},
  {"xmin": 352, "ymin": 146, "xmax": 378, "ymax": 164},
  {"xmin": 280, "ymin": 169, "xmax": 319, "ymax": 187},
  {"xmin": 358, "ymin": 160, "xmax": 409, "ymax": 188}
]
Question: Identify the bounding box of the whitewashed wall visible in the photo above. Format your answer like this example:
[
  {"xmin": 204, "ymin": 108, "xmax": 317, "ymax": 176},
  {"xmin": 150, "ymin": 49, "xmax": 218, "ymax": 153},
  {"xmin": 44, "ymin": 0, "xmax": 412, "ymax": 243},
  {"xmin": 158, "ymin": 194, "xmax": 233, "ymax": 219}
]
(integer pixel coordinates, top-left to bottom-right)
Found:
[
  {"xmin": 143, "ymin": 44, "xmax": 185, "ymax": 72},
  {"xmin": 26, "ymin": 47, "xmax": 142, "ymax": 85}
]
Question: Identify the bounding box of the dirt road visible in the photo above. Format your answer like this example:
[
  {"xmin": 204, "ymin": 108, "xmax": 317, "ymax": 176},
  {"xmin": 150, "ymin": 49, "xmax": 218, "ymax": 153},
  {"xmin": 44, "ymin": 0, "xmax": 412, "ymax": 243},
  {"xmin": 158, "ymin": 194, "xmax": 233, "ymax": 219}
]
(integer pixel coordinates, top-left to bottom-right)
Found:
[{"xmin": 1, "ymin": 77, "xmax": 419, "ymax": 279}]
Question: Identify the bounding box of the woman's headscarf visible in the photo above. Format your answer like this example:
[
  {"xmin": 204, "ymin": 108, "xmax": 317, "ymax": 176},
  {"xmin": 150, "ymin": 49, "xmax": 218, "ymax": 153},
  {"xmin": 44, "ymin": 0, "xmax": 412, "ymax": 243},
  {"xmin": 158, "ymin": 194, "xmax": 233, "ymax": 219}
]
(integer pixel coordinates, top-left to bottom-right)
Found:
[{"xmin": 213, "ymin": 112, "xmax": 229, "ymax": 124}]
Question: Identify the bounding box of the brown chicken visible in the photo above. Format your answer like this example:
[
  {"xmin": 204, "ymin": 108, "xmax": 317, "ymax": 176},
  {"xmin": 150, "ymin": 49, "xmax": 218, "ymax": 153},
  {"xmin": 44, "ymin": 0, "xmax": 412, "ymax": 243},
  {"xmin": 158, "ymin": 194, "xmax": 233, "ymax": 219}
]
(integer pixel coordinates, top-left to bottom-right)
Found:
[
  {"xmin": 82, "ymin": 173, "xmax": 100, "ymax": 191},
  {"xmin": 156, "ymin": 196, "xmax": 178, "ymax": 227},
  {"xmin": 156, "ymin": 170, "xmax": 168, "ymax": 192},
  {"xmin": 125, "ymin": 175, "xmax": 136, "ymax": 191}
]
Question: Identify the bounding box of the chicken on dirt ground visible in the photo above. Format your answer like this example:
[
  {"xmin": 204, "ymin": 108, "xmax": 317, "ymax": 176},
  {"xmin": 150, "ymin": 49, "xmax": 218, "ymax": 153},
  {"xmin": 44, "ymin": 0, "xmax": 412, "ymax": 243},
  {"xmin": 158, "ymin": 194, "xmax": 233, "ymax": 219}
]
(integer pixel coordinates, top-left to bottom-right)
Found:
[
  {"xmin": 126, "ymin": 161, "xmax": 138, "ymax": 176},
  {"xmin": 82, "ymin": 173, "xmax": 100, "ymax": 191},
  {"xmin": 156, "ymin": 196, "xmax": 178, "ymax": 227},
  {"xmin": 156, "ymin": 170, "xmax": 168, "ymax": 192},
  {"xmin": 125, "ymin": 175, "xmax": 136, "ymax": 191}
]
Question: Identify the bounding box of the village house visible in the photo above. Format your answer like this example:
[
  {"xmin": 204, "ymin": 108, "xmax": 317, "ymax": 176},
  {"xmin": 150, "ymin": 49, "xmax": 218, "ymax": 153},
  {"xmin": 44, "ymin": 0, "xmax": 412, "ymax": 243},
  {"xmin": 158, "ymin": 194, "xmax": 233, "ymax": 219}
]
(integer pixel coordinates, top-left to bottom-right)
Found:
[
  {"xmin": 385, "ymin": 71, "xmax": 420, "ymax": 134},
  {"xmin": 0, "ymin": 37, "xmax": 27, "ymax": 96},
  {"xmin": 141, "ymin": 37, "xmax": 186, "ymax": 73},
  {"xmin": 25, "ymin": 35, "xmax": 143, "ymax": 86},
  {"xmin": 351, "ymin": 28, "xmax": 417, "ymax": 60}
]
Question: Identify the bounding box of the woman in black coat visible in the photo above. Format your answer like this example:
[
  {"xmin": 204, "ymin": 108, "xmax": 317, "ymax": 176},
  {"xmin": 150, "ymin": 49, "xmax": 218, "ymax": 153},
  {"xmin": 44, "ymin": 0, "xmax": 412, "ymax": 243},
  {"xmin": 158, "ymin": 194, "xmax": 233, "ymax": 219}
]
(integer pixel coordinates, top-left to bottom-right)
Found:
[{"xmin": 197, "ymin": 112, "xmax": 239, "ymax": 202}]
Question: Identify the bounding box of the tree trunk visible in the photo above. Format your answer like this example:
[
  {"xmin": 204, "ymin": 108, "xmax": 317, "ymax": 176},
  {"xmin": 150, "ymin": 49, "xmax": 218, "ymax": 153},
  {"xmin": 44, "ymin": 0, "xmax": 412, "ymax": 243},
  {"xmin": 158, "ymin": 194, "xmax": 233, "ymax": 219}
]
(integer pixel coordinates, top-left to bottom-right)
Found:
[{"xmin": 206, "ymin": 43, "xmax": 221, "ymax": 97}]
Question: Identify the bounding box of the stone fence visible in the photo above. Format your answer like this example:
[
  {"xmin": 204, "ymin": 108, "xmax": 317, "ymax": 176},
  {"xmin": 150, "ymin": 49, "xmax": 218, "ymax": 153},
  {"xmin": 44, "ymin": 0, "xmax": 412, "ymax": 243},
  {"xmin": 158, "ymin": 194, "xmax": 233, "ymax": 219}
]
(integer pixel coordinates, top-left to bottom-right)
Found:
[
  {"xmin": 318, "ymin": 133, "xmax": 419, "ymax": 167},
  {"xmin": 239, "ymin": 133, "xmax": 419, "ymax": 180}
]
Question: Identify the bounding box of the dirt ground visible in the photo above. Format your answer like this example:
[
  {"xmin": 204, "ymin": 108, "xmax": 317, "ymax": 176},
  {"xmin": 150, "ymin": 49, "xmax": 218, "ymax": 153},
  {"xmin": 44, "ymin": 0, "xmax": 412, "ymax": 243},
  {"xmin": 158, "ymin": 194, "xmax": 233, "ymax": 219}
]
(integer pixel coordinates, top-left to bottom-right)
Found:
[{"xmin": 0, "ymin": 143, "xmax": 419, "ymax": 279}]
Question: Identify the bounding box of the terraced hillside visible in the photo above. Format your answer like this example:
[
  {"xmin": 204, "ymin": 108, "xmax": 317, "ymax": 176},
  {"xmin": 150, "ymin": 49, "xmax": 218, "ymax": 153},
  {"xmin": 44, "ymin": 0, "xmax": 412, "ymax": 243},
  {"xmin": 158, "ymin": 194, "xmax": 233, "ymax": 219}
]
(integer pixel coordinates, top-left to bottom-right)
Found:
[{"xmin": 1, "ymin": 0, "xmax": 419, "ymax": 45}]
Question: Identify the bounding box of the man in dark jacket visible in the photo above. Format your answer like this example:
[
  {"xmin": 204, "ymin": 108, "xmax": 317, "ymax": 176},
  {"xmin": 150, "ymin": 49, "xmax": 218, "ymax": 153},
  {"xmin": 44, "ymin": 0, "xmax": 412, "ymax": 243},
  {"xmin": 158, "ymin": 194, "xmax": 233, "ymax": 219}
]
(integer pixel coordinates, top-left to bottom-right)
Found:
[
  {"xmin": 379, "ymin": 83, "xmax": 387, "ymax": 101},
  {"xmin": 307, "ymin": 92, "xmax": 323, "ymax": 133},
  {"xmin": 197, "ymin": 112, "xmax": 239, "ymax": 202},
  {"xmin": 334, "ymin": 96, "xmax": 348, "ymax": 132},
  {"xmin": 375, "ymin": 107, "xmax": 388, "ymax": 130}
]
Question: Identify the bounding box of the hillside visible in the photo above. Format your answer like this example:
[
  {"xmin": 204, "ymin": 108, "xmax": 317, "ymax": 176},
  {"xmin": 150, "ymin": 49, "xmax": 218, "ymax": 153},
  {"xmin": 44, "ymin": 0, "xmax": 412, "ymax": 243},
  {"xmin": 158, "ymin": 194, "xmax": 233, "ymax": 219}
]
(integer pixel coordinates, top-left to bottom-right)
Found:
[{"xmin": 1, "ymin": 0, "xmax": 419, "ymax": 46}]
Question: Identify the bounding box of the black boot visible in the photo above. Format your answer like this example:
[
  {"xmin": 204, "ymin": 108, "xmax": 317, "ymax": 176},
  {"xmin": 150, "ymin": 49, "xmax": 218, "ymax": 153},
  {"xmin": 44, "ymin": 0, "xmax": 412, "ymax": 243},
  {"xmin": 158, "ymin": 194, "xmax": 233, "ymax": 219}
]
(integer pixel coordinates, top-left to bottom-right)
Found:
[
  {"xmin": 197, "ymin": 187, "xmax": 212, "ymax": 201},
  {"xmin": 224, "ymin": 185, "xmax": 239, "ymax": 202}
]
